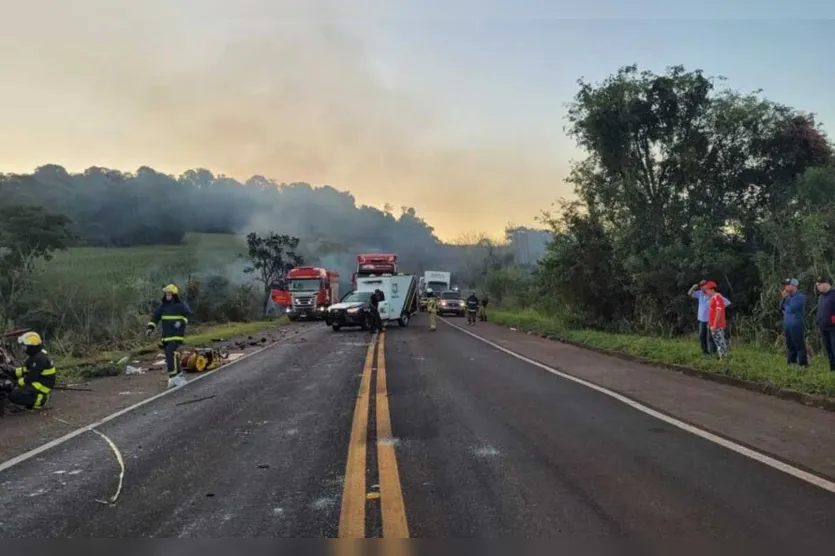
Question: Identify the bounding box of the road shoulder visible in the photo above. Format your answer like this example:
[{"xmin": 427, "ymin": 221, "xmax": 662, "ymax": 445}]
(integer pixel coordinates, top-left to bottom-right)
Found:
[
  {"xmin": 442, "ymin": 317, "xmax": 835, "ymax": 481},
  {"xmin": 0, "ymin": 322, "xmax": 317, "ymax": 464}
]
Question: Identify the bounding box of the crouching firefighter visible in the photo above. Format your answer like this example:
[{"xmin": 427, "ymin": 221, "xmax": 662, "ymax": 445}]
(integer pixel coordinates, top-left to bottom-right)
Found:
[
  {"xmin": 146, "ymin": 284, "xmax": 191, "ymax": 388},
  {"xmin": 3, "ymin": 332, "xmax": 57, "ymax": 412}
]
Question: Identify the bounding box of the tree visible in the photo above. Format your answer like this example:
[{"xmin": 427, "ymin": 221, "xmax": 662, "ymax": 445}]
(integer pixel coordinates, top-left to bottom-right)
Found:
[
  {"xmin": 243, "ymin": 232, "xmax": 304, "ymax": 313},
  {"xmin": 0, "ymin": 205, "xmax": 75, "ymax": 334},
  {"xmin": 542, "ymin": 64, "xmax": 833, "ymax": 335}
]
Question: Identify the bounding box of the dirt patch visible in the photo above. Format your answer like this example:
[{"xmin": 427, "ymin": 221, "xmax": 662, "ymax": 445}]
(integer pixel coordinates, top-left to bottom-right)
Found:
[{"xmin": 0, "ymin": 322, "xmax": 317, "ymax": 464}]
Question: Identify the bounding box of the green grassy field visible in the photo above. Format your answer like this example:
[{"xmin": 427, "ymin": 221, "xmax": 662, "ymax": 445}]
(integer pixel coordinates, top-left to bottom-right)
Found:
[
  {"xmin": 491, "ymin": 308, "xmax": 835, "ymax": 399},
  {"xmin": 20, "ymin": 232, "xmax": 262, "ymax": 359},
  {"xmin": 40, "ymin": 232, "xmax": 248, "ymax": 285}
]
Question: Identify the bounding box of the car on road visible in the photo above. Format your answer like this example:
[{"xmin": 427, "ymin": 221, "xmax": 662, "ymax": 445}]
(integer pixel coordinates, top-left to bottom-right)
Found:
[
  {"xmin": 438, "ymin": 290, "xmax": 465, "ymax": 316},
  {"xmin": 325, "ymin": 290, "xmax": 374, "ymax": 331}
]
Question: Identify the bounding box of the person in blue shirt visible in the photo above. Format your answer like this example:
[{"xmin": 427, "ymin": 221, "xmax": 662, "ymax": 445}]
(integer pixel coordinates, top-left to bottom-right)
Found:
[
  {"xmin": 814, "ymin": 276, "xmax": 835, "ymax": 372},
  {"xmin": 780, "ymin": 278, "xmax": 808, "ymax": 367},
  {"xmin": 688, "ymin": 279, "xmax": 731, "ymax": 355},
  {"xmin": 146, "ymin": 284, "xmax": 192, "ymax": 388}
]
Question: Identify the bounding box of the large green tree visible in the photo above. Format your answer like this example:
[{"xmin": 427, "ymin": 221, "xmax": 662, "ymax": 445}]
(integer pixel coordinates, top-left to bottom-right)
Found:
[
  {"xmin": 243, "ymin": 232, "xmax": 304, "ymax": 313},
  {"xmin": 543, "ymin": 64, "xmax": 832, "ymax": 336}
]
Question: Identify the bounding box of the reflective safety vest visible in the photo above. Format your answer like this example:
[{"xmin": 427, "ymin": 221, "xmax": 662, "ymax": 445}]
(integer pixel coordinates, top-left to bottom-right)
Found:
[
  {"xmin": 15, "ymin": 350, "xmax": 57, "ymax": 409},
  {"xmin": 148, "ymin": 299, "xmax": 193, "ymax": 342}
]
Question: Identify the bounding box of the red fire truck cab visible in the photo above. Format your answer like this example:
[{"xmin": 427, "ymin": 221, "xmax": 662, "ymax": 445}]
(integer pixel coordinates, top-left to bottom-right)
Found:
[
  {"xmin": 284, "ymin": 266, "xmax": 340, "ymax": 321},
  {"xmin": 351, "ymin": 253, "xmax": 398, "ymax": 286},
  {"xmin": 270, "ymin": 279, "xmax": 292, "ymax": 309}
]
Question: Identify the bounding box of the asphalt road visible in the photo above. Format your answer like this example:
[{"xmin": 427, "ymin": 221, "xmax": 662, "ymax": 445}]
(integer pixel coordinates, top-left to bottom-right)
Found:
[{"xmin": 1, "ymin": 315, "xmax": 834, "ymax": 546}]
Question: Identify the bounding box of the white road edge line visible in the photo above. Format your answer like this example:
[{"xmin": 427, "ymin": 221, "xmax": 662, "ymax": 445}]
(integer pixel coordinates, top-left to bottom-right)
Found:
[
  {"xmin": 0, "ymin": 324, "xmax": 322, "ymax": 474},
  {"xmin": 440, "ymin": 317, "xmax": 835, "ymax": 495}
]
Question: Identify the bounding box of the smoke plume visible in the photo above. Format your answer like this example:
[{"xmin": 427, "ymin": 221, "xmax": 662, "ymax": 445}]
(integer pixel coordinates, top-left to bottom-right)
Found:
[{"xmin": 0, "ymin": 0, "xmax": 567, "ymax": 240}]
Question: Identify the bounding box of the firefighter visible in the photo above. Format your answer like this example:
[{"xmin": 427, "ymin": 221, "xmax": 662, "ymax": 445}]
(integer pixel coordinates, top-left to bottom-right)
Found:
[
  {"xmin": 425, "ymin": 288, "xmax": 439, "ymax": 331},
  {"xmin": 146, "ymin": 284, "xmax": 191, "ymax": 388},
  {"xmin": 369, "ymin": 290, "xmax": 382, "ymax": 332},
  {"xmin": 466, "ymin": 291, "xmax": 479, "ymax": 325},
  {"xmin": 479, "ymin": 293, "xmax": 489, "ymax": 321},
  {"xmin": 6, "ymin": 331, "xmax": 56, "ymax": 412}
]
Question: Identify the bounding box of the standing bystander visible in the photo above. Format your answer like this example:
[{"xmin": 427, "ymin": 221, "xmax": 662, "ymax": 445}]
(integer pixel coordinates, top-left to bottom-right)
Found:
[
  {"xmin": 688, "ymin": 279, "xmax": 731, "ymax": 355},
  {"xmin": 780, "ymin": 278, "xmax": 808, "ymax": 367},
  {"xmin": 704, "ymin": 281, "xmax": 729, "ymax": 359},
  {"xmin": 814, "ymin": 276, "xmax": 835, "ymax": 372}
]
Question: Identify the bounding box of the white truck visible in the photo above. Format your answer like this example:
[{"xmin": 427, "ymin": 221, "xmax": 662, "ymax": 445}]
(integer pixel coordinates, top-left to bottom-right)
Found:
[
  {"xmin": 423, "ymin": 270, "xmax": 451, "ymax": 294},
  {"xmin": 355, "ymin": 274, "xmax": 419, "ymax": 328},
  {"xmin": 419, "ymin": 270, "xmax": 451, "ymax": 311}
]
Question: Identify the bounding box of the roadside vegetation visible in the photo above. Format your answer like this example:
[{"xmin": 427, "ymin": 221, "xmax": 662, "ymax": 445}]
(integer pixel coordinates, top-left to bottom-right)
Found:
[
  {"xmin": 490, "ymin": 309, "xmax": 835, "ymax": 399},
  {"xmin": 473, "ymin": 65, "xmax": 835, "ymax": 399}
]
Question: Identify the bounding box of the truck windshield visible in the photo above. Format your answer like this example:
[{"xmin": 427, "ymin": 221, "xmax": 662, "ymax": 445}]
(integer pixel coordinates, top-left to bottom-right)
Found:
[
  {"xmin": 288, "ymin": 279, "xmax": 320, "ymax": 291},
  {"xmin": 341, "ymin": 291, "xmax": 373, "ymax": 303},
  {"xmin": 428, "ymin": 281, "xmax": 448, "ymax": 291}
]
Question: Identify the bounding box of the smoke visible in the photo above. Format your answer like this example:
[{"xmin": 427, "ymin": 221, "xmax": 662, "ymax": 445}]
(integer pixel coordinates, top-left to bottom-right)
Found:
[
  {"xmin": 0, "ymin": 0, "xmax": 568, "ymax": 240},
  {"xmin": 316, "ymin": 252, "xmax": 357, "ymax": 298}
]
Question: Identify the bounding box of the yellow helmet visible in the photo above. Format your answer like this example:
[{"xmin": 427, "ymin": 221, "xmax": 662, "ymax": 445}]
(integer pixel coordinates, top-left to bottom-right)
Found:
[
  {"xmin": 18, "ymin": 331, "xmax": 43, "ymax": 346},
  {"xmin": 163, "ymin": 284, "xmax": 179, "ymax": 295}
]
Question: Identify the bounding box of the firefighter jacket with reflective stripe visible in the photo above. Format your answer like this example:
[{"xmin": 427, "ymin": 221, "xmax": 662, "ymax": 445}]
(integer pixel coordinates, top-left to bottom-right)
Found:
[
  {"xmin": 148, "ymin": 299, "xmax": 192, "ymax": 341},
  {"xmin": 14, "ymin": 350, "xmax": 57, "ymax": 395},
  {"xmin": 426, "ymin": 297, "xmax": 439, "ymax": 314}
]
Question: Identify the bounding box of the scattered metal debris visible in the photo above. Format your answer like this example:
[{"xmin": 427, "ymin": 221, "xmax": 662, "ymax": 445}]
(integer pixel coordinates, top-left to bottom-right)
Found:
[{"xmin": 174, "ymin": 395, "xmax": 216, "ymax": 406}]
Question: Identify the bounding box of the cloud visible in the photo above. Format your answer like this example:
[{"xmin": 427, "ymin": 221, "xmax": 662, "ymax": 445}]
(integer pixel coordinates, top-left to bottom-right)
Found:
[{"xmin": 0, "ymin": 0, "xmax": 570, "ymax": 239}]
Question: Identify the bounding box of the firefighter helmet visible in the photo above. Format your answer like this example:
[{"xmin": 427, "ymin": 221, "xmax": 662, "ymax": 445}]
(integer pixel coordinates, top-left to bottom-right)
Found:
[
  {"xmin": 18, "ymin": 331, "xmax": 43, "ymax": 346},
  {"xmin": 163, "ymin": 284, "xmax": 179, "ymax": 295}
]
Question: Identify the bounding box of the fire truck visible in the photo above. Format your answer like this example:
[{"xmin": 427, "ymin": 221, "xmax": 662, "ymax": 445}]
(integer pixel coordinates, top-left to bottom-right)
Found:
[
  {"xmin": 283, "ymin": 266, "xmax": 340, "ymax": 321},
  {"xmin": 270, "ymin": 280, "xmax": 292, "ymax": 310},
  {"xmin": 351, "ymin": 253, "xmax": 398, "ymax": 286}
]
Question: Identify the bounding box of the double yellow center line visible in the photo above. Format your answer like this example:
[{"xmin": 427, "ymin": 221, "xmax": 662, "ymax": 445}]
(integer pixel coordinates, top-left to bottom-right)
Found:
[{"xmin": 338, "ymin": 329, "xmax": 409, "ymax": 538}]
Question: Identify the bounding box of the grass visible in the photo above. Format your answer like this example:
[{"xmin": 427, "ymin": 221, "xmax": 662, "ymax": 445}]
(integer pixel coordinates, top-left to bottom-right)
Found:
[
  {"xmin": 57, "ymin": 318, "xmax": 287, "ymax": 382},
  {"xmin": 40, "ymin": 232, "xmax": 248, "ymax": 284},
  {"xmin": 491, "ymin": 308, "xmax": 835, "ymax": 399}
]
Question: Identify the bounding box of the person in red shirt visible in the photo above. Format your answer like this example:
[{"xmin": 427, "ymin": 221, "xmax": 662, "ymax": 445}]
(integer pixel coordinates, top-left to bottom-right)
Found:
[{"xmin": 705, "ymin": 281, "xmax": 729, "ymax": 358}]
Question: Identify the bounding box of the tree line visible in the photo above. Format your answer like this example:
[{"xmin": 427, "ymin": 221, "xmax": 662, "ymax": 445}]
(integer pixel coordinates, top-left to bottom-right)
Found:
[
  {"xmin": 0, "ymin": 166, "xmax": 442, "ymax": 255},
  {"xmin": 518, "ymin": 64, "xmax": 834, "ymax": 346}
]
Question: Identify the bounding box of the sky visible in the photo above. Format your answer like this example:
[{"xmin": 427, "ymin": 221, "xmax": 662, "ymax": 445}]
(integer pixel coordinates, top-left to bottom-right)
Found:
[{"xmin": 0, "ymin": 1, "xmax": 833, "ymax": 241}]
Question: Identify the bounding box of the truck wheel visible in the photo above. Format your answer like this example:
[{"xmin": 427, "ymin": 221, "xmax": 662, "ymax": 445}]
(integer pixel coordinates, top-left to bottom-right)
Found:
[
  {"xmin": 398, "ymin": 314, "xmax": 410, "ymax": 327},
  {"xmin": 332, "ymin": 324, "xmax": 341, "ymax": 332}
]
